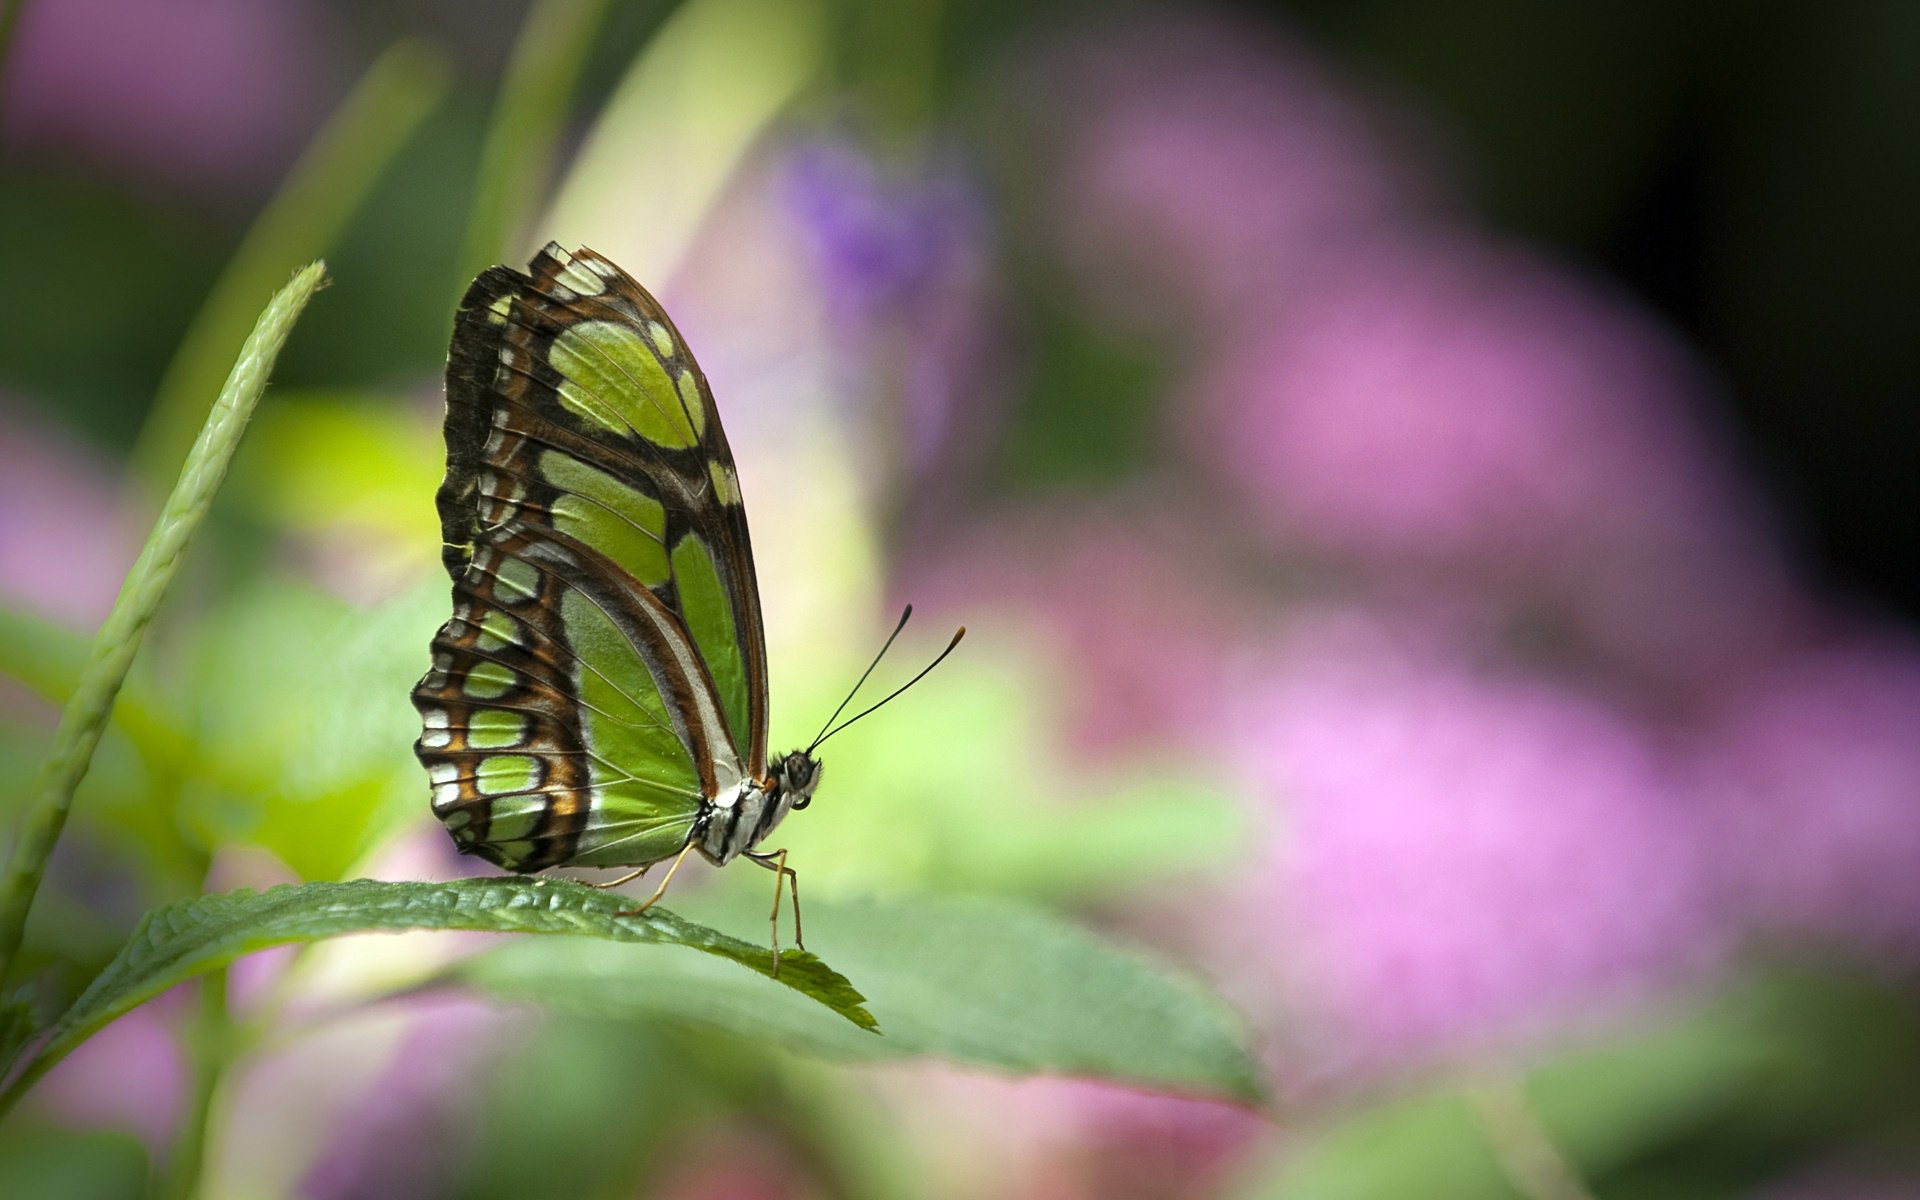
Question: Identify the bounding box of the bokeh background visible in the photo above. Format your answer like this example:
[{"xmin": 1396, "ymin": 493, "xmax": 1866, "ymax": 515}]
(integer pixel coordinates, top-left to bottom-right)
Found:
[{"xmin": 3, "ymin": 0, "xmax": 1918, "ymax": 1196}]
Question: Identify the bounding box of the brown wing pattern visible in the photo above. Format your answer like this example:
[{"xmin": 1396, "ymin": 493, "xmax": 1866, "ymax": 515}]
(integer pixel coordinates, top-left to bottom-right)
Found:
[{"xmin": 434, "ymin": 243, "xmax": 772, "ymax": 778}]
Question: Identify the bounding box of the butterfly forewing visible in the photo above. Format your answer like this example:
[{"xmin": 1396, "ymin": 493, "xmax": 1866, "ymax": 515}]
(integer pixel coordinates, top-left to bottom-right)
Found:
[{"xmin": 413, "ymin": 243, "xmax": 772, "ymax": 872}]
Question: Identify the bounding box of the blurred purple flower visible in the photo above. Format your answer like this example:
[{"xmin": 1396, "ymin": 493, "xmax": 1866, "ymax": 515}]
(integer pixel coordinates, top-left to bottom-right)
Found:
[
  {"xmin": 0, "ymin": 405, "xmax": 146, "ymax": 627},
  {"xmin": 1231, "ymin": 612, "xmax": 1724, "ymax": 1081},
  {"xmin": 1695, "ymin": 627, "xmax": 1920, "ymax": 964},
  {"xmin": 1193, "ymin": 233, "xmax": 1804, "ymax": 688},
  {"xmin": 782, "ymin": 137, "xmax": 985, "ymax": 326},
  {"xmin": 297, "ymin": 994, "xmax": 501, "ymax": 1200},
  {"xmin": 780, "ymin": 136, "xmax": 999, "ymax": 475},
  {"xmin": 33, "ymin": 992, "xmax": 186, "ymax": 1154},
  {"xmin": 4, "ymin": 0, "xmax": 336, "ymax": 195},
  {"xmin": 1037, "ymin": 10, "xmax": 1436, "ymax": 325}
]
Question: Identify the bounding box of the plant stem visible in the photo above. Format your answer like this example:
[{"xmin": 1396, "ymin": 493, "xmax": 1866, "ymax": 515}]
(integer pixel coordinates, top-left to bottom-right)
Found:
[
  {"xmin": 0, "ymin": 262, "xmax": 329, "ymax": 989},
  {"xmin": 131, "ymin": 40, "xmax": 447, "ymax": 492},
  {"xmin": 159, "ymin": 968, "xmax": 232, "ymax": 1200},
  {"xmin": 1467, "ymin": 1073, "xmax": 1597, "ymax": 1200},
  {"xmin": 461, "ymin": 0, "xmax": 614, "ymax": 279},
  {"xmin": 541, "ymin": 0, "xmax": 825, "ymax": 279}
]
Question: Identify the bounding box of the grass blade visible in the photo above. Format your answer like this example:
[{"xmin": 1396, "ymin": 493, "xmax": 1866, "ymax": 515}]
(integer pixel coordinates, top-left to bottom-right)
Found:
[
  {"xmin": 130, "ymin": 40, "xmax": 449, "ymax": 491},
  {"xmin": 461, "ymin": 0, "xmax": 616, "ymax": 277},
  {"xmin": 0, "ymin": 262, "xmax": 329, "ymax": 987}
]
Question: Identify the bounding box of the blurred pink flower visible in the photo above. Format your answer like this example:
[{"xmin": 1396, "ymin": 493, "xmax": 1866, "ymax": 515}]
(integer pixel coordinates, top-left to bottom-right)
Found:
[
  {"xmin": 652, "ymin": 1124, "xmax": 810, "ymax": 1200},
  {"xmin": 1193, "ymin": 233, "xmax": 1804, "ymax": 688},
  {"xmin": 1038, "ymin": 10, "xmax": 1438, "ymax": 325},
  {"xmin": 0, "ymin": 405, "xmax": 146, "ymax": 627},
  {"xmin": 1232, "ymin": 611, "xmax": 1724, "ymax": 1082},
  {"xmin": 32, "ymin": 993, "xmax": 186, "ymax": 1154},
  {"xmin": 902, "ymin": 501, "xmax": 1255, "ymax": 757},
  {"xmin": 3, "ymin": 0, "xmax": 336, "ymax": 194},
  {"xmin": 879, "ymin": 1067, "xmax": 1266, "ymax": 1200},
  {"xmin": 1005, "ymin": 1078, "xmax": 1265, "ymax": 1200},
  {"xmin": 1695, "ymin": 627, "xmax": 1920, "ymax": 964},
  {"xmin": 297, "ymin": 995, "xmax": 503, "ymax": 1200}
]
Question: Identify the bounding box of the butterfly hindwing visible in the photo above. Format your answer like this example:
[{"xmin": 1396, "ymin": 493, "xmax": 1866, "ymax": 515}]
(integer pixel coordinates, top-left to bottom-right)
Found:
[{"xmin": 414, "ymin": 244, "xmax": 772, "ymax": 872}]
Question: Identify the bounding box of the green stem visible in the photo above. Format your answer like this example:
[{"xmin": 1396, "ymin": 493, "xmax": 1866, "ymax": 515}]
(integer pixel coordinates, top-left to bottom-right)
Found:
[
  {"xmin": 541, "ymin": 0, "xmax": 826, "ymax": 278},
  {"xmin": 131, "ymin": 40, "xmax": 448, "ymax": 493},
  {"xmin": 158, "ymin": 968, "xmax": 232, "ymax": 1200},
  {"xmin": 461, "ymin": 0, "xmax": 615, "ymax": 279},
  {"xmin": 1467, "ymin": 1073, "xmax": 1597, "ymax": 1200},
  {"xmin": 0, "ymin": 262, "xmax": 329, "ymax": 990}
]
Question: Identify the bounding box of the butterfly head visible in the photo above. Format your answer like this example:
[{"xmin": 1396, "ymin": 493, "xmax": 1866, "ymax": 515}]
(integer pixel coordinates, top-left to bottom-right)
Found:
[{"xmin": 774, "ymin": 750, "xmax": 823, "ymax": 811}]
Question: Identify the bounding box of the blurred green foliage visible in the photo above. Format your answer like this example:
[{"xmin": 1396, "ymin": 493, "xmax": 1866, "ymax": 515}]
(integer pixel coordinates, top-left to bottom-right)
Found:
[{"xmin": 1242, "ymin": 968, "xmax": 1920, "ymax": 1199}]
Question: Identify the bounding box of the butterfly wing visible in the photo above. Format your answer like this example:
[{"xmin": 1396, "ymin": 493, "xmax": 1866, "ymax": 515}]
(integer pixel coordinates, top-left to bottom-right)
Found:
[{"xmin": 413, "ymin": 244, "xmax": 771, "ymax": 871}]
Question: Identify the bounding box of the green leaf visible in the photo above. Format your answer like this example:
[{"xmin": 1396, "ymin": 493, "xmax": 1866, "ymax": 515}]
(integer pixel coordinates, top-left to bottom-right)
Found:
[
  {"xmin": 0, "ymin": 877, "xmax": 872, "ymax": 1115},
  {"xmin": 178, "ymin": 580, "xmax": 444, "ymax": 880},
  {"xmin": 0, "ymin": 1128, "xmax": 149, "ymax": 1200},
  {"xmin": 227, "ymin": 390, "xmax": 443, "ymax": 550},
  {"xmin": 459, "ymin": 889, "xmax": 1265, "ymax": 1104},
  {"xmin": 0, "ymin": 990, "xmax": 36, "ymax": 1080},
  {"xmin": 1234, "ymin": 968, "xmax": 1920, "ymax": 1200},
  {"xmin": 0, "ymin": 607, "xmax": 90, "ymax": 704}
]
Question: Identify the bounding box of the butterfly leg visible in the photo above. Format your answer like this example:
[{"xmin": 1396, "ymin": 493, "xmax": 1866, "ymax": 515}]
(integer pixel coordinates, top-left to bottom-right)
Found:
[
  {"xmin": 746, "ymin": 848, "xmax": 803, "ymax": 976},
  {"xmin": 614, "ymin": 841, "xmax": 695, "ymax": 917},
  {"xmin": 589, "ymin": 865, "xmax": 649, "ymax": 889}
]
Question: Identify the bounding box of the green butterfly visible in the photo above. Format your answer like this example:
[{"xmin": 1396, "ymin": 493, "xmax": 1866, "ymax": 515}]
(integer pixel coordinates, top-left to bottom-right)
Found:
[{"xmin": 412, "ymin": 244, "xmax": 957, "ymax": 966}]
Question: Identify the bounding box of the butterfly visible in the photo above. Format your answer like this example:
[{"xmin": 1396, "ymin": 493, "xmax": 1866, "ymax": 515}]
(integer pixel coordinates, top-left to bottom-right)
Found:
[{"xmin": 412, "ymin": 244, "xmax": 959, "ymax": 969}]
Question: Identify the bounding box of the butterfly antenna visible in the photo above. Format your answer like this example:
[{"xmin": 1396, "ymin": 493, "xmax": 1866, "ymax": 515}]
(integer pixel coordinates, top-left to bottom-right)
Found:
[
  {"xmin": 807, "ymin": 605, "xmax": 915, "ymax": 753},
  {"xmin": 809, "ymin": 624, "xmax": 966, "ymax": 751}
]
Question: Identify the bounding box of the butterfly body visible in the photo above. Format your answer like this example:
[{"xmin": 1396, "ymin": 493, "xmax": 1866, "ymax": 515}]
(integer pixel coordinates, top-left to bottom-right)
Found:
[
  {"xmin": 701, "ymin": 751, "xmax": 821, "ymax": 864},
  {"xmin": 412, "ymin": 244, "xmax": 808, "ymax": 887}
]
